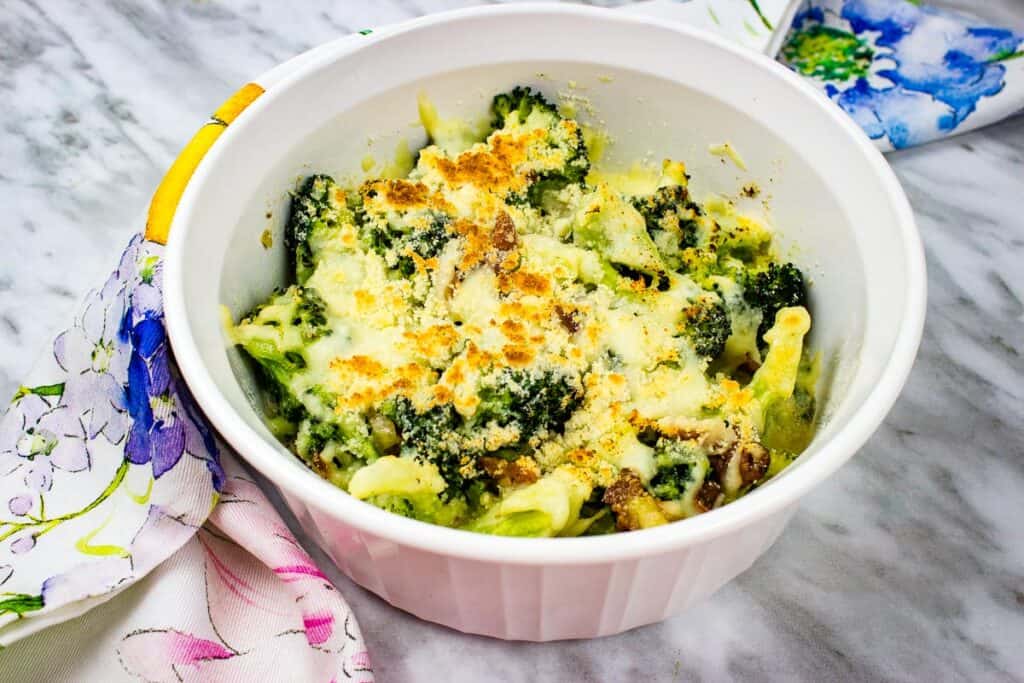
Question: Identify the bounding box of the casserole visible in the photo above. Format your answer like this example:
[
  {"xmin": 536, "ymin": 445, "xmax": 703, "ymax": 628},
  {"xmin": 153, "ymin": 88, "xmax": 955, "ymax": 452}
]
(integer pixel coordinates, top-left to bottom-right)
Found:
[{"xmin": 165, "ymin": 4, "xmax": 926, "ymax": 640}]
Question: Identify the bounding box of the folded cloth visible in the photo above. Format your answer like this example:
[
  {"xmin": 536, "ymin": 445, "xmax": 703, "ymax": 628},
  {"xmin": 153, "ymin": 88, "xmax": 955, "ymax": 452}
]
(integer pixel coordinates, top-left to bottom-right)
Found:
[
  {"xmin": 0, "ymin": 235, "xmax": 372, "ymax": 681},
  {"xmin": 630, "ymin": 0, "xmax": 1024, "ymax": 150},
  {"xmin": 778, "ymin": 0, "xmax": 1024, "ymax": 150}
]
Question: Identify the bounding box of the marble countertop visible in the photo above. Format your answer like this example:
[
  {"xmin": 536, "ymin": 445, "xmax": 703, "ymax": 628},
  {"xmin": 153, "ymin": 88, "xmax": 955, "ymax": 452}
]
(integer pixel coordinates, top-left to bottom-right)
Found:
[{"xmin": 2, "ymin": 1, "xmax": 1022, "ymax": 680}]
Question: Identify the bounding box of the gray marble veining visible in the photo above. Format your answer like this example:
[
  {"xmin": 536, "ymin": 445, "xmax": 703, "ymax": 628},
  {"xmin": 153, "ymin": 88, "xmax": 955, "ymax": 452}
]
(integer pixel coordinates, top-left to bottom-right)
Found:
[{"xmin": 1, "ymin": 1, "xmax": 1022, "ymax": 681}]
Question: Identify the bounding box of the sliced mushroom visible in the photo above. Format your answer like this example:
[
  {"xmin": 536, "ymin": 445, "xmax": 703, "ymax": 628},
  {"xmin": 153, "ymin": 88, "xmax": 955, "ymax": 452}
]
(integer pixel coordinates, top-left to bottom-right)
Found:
[
  {"xmin": 738, "ymin": 442, "xmax": 770, "ymax": 485},
  {"xmin": 603, "ymin": 468, "xmax": 668, "ymax": 531},
  {"xmin": 694, "ymin": 479, "xmax": 723, "ymax": 513},
  {"xmin": 554, "ymin": 304, "xmax": 580, "ymax": 334},
  {"xmin": 492, "ymin": 211, "xmax": 518, "ymax": 251},
  {"xmin": 480, "ymin": 455, "xmax": 540, "ymax": 487}
]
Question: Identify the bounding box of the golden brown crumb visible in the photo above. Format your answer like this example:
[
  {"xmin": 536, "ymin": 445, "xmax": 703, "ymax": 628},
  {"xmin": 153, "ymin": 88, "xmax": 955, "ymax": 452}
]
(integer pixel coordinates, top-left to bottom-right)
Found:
[
  {"xmin": 480, "ymin": 456, "xmax": 540, "ymax": 487},
  {"xmin": 331, "ymin": 355, "xmax": 386, "ymax": 377},
  {"xmin": 502, "ymin": 345, "xmax": 535, "ymax": 368}
]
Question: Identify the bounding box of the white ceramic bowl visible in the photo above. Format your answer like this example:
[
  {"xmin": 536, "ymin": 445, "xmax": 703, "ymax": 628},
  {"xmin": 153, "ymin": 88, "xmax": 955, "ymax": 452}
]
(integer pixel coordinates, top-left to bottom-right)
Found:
[{"xmin": 165, "ymin": 5, "xmax": 926, "ymax": 641}]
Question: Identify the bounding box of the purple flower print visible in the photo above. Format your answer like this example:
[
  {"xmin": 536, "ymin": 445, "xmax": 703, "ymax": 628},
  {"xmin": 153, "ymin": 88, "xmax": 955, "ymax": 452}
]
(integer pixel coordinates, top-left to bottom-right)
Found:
[
  {"xmin": 118, "ymin": 237, "xmax": 223, "ymax": 489},
  {"xmin": 0, "ymin": 395, "xmax": 91, "ymax": 493},
  {"xmin": 23, "ymin": 462, "xmax": 53, "ymax": 493},
  {"xmin": 122, "ymin": 309, "xmax": 224, "ymax": 489},
  {"xmin": 10, "ymin": 535, "xmax": 35, "ymax": 554},
  {"xmin": 0, "ymin": 236, "xmax": 228, "ymax": 629},
  {"xmin": 8, "ymin": 495, "xmax": 32, "ymax": 516},
  {"xmin": 40, "ymin": 555, "xmax": 133, "ymax": 608},
  {"xmin": 123, "ymin": 316, "xmax": 185, "ymax": 478},
  {"xmin": 53, "ymin": 275, "xmax": 131, "ymax": 444}
]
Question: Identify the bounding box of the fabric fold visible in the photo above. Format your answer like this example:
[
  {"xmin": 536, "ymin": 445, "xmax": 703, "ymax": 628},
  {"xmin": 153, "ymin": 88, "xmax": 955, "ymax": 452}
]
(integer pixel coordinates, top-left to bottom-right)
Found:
[{"xmin": 0, "ymin": 235, "xmax": 373, "ymax": 681}]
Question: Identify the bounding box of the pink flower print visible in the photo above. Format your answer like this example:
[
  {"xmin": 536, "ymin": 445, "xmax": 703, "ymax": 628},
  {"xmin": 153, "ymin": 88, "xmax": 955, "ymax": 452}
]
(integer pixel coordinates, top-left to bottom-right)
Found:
[
  {"xmin": 120, "ymin": 628, "xmax": 340, "ymax": 682},
  {"xmin": 118, "ymin": 629, "xmax": 235, "ymax": 682},
  {"xmin": 115, "ymin": 458, "xmax": 373, "ymax": 681},
  {"xmin": 199, "ymin": 531, "xmax": 295, "ymax": 654},
  {"xmin": 209, "ymin": 466, "xmax": 365, "ymax": 658},
  {"xmin": 303, "ymin": 612, "xmax": 335, "ymax": 646},
  {"xmin": 274, "ymin": 561, "xmax": 328, "ymax": 583},
  {"xmin": 351, "ymin": 650, "xmax": 373, "ymax": 671}
]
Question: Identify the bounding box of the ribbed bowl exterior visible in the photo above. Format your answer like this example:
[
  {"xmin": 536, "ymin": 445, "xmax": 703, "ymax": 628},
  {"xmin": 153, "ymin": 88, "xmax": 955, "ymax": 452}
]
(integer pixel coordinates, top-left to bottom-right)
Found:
[
  {"xmin": 161, "ymin": 4, "xmax": 925, "ymax": 646},
  {"xmin": 282, "ymin": 490, "xmax": 796, "ymax": 641}
]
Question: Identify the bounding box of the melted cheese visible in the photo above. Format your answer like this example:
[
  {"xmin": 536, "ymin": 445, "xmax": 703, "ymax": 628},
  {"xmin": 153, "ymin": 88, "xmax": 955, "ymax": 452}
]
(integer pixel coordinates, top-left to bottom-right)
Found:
[{"xmin": 236, "ymin": 94, "xmax": 816, "ymax": 533}]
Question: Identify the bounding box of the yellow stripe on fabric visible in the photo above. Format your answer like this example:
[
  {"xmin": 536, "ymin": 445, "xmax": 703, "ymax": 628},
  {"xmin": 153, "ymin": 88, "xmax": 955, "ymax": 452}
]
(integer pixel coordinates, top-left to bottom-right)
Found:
[
  {"xmin": 145, "ymin": 82, "xmax": 265, "ymax": 244},
  {"xmin": 125, "ymin": 475, "xmax": 153, "ymax": 505},
  {"xmin": 75, "ymin": 512, "xmax": 130, "ymax": 559}
]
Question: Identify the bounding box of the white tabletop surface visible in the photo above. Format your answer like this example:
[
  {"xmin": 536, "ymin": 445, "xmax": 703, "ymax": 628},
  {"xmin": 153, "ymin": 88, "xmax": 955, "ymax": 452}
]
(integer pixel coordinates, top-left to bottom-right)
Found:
[{"xmin": 1, "ymin": 1, "xmax": 1023, "ymax": 680}]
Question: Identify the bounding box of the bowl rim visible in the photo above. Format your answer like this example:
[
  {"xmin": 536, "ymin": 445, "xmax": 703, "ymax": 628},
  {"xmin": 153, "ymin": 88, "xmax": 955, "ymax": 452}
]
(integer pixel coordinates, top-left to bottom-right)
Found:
[{"xmin": 165, "ymin": 3, "xmax": 927, "ymax": 565}]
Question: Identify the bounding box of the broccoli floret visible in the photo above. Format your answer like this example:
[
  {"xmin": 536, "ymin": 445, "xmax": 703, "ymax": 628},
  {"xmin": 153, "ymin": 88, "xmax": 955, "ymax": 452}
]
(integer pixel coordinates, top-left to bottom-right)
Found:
[
  {"xmin": 365, "ymin": 493, "xmax": 468, "ymax": 527},
  {"xmin": 230, "ymin": 286, "xmax": 379, "ymax": 479},
  {"xmin": 364, "ymin": 210, "xmax": 455, "ymax": 277},
  {"xmin": 744, "ymin": 262, "xmax": 808, "ymax": 345},
  {"xmin": 294, "ymin": 409, "xmax": 378, "ymax": 471},
  {"xmin": 366, "ymin": 225, "xmax": 393, "ymax": 254},
  {"xmin": 632, "ymin": 185, "xmax": 702, "ymax": 267},
  {"xmin": 648, "ymin": 438, "xmax": 709, "ymax": 501},
  {"xmin": 348, "ymin": 454, "xmax": 473, "ymax": 525},
  {"xmin": 367, "ymin": 372, "xmax": 583, "ymax": 500},
  {"xmin": 291, "ymin": 287, "xmax": 330, "ymax": 342},
  {"xmin": 519, "ymin": 131, "xmax": 590, "ymax": 212},
  {"xmin": 251, "ymin": 362, "xmax": 305, "ymax": 431},
  {"xmin": 490, "ymin": 86, "xmax": 559, "ymax": 129},
  {"xmin": 286, "ymin": 175, "xmax": 361, "ymax": 283},
  {"xmin": 680, "ymin": 295, "xmax": 731, "ymax": 360},
  {"xmin": 383, "ymin": 397, "xmax": 469, "ymax": 498},
  {"xmin": 397, "ymin": 214, "xmax": 453, "ymax": 277},
  {"xmin": 472, "ymin": 369, "xmax": 583, "ymax": 448},
  {"xmin": 232, "ymin": 286, "xmax": 332, "ymax": 389},
  {"xmin": 627, "ymin": 161, "xmax": 701, "ymax": 271},
  {"xmin": 520, "ymin": 163, "xmax": 587, "ymax": 212},
  {"xmin": 762, "ymin": 380, "xmax": 817, "ymax": 454},
  {"xmin": 573, "ymin": 184, "xmax": 666, "ymax": 283},
  {"xmin": 749, "ymin": 306, "xmax": 812, "ymax": 432},
  {"xmin": 285, "ymin": 175, "xmax": 336, "ymax": 283},
  {"xmin": 490, "ymin": 87, "xmax": 590, "ymax": 212}
]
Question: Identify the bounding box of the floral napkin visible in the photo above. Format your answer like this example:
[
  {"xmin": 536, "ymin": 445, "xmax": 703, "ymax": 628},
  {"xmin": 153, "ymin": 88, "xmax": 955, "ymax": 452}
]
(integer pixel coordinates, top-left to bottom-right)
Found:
[
  {"xmin": 0, "ymin": 1, "xmax": 1021, "ymax": 680},
  {"xmin": 632, "ymin": 0, "xmax": 1024, "ymax": 149},
  {"xmin": 0, "ymin": 235, "xmax": 372, "ymax": 681},
  {"xmin": 778, "ymin": 0, "xmax": 1024, "ymax": 150}
]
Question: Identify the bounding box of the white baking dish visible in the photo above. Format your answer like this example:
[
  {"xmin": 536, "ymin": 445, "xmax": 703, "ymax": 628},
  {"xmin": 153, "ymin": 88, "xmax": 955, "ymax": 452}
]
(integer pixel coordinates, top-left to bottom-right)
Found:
[{"xmin": 164, "ymin": 4, "xmax": 926, "ymax": 641}]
